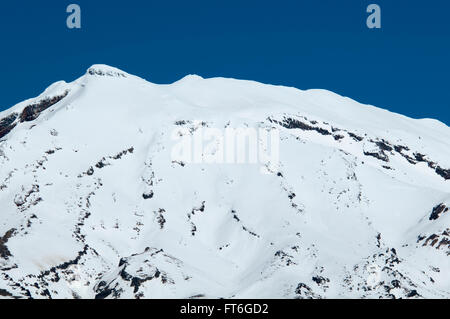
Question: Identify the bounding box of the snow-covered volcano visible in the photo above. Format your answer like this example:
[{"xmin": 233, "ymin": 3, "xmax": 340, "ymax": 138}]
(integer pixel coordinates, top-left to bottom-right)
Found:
[{"xmin": 0, "ymin": 65, "xmax": 449, "ymax": 299}]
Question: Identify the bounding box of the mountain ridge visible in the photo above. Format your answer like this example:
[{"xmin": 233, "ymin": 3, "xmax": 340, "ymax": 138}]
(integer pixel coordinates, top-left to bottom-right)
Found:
[{"xmin": 0, "ymin": 65, "xmax": 448, "ymax": 299}]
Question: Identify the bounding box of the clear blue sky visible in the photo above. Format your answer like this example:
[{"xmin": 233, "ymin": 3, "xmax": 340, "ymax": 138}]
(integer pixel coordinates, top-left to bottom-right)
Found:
[{"xmin": 1, "ymin": 0, "xmax": 449, "ymax": 125}]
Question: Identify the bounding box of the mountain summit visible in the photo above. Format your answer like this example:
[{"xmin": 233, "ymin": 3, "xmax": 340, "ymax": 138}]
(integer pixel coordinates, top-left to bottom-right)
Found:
[{"xmin": 0, "ymin": 65, "xmax": 449, "ymax": 299}]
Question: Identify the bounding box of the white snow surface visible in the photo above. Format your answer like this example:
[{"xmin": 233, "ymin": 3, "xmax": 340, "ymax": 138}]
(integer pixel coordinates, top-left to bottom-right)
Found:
[{"xmin": 0, "ymin": 64, "xmax": 449, "ymax": 299}]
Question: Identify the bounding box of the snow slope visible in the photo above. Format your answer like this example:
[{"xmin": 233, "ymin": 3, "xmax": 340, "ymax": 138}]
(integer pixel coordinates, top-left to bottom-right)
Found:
[{"xmin": 0, "ymin": 64, "xmax": 449, "ymax": 299}]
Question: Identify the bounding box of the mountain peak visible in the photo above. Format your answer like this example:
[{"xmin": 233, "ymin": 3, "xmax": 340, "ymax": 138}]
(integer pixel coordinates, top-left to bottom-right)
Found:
[
  {"xmin": 178, "ymin": 74, "xmax": 204, "ymax": 82},
  {"xmin": 86, "ymin": 64, "xmax": 128, "ymax": 78}
]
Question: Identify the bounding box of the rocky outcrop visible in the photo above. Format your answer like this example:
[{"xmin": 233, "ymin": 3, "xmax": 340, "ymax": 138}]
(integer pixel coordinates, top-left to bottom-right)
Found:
[
  {"xmin": 272, "ymin": 116, "xmax": 332, "ymax": 136},
  {"xmin": 363, "ymin": 149, "xmax": 389, "ymax": 162},
  {"xmin": 430, "ymin": 203, "xmax": 448, "ymax": 221},
  {"xmin": 0, "ymin": 229, "xmax": 16, "ymax": 259},
  {"xmin": 95, "ymin": 248, "xmax": 176, "ymax": 299},
  {"xmin": 418, "ymin": 229, "xmax": 450, "ymax": 255},
  {"xmin": 0, "ymin": 91, "xmax": 69, "ymax": 140},
  {"xmin": 271, "ymin": 114, "xmax": 450, "ymax": 180},
  {"xmin": 19, "ymin": 91, "xmax": 69, "ymax": 122},
  {"xmin": 87, "ymin": 67, "xmax": 127, "ymax": 78},
  {"xmin": 435, "ymin": 166, "xmax": 450, "ymax": 180},
  {"xmin": 0, "ymin": 113, "xmax": 18, "ymax": 139}
]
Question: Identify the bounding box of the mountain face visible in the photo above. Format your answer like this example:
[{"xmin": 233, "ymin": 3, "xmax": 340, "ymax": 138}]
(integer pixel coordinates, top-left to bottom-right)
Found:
[{"xmin": 0, "ymin": 65, "xmax": 449, "ymax": 299}]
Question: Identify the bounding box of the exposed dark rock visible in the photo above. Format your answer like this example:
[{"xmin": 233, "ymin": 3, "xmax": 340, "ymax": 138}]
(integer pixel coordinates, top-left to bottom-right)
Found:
[
  {"xmin": 0, "ymin": 113, "xmax": 18, "ymax": 139},
  {"xmin": 348, "ymin": 132, "xmax": 364, "ymax": 142},
  {"xmin": 88, "ymin": 68, "xmax": 127, "ymax": 78},
  {"xmin": 435, "ymin": 166, "xmax": 450, "ymax": 180},
  {"xmin": 363, "ymin": 140, "xmax": 394, "ymax": 162},
  {"xmin": 437, "ymin": 237, "xmax": 450, "ymax": 250},
  {"xmin": 424, "ymin": 234, "xmax": 439, "ymax": 247},
  {"xmin": 392, "ymin": 146, "xmax": 449, "ymax": 179},
  {"xmin": 191, "ymin": 223, "xmax": 197, "ymax": 236},
  {"xmin": 407, "ymin": 289, "xmax": 419, "ymax": 298},
  {"xmin": 295, "ymin": 283, "xmax": 311, "ymax": 294},
  {"xmin": 112, "ymin": 147, "xmax": 134, "ymax": 160},
  {"xmin": 376, "ymin": 233, "xmax": 382, "ymax": 248},
  {"xmin": 273, "ymin": 116, "xmax": 450, "ymax": 180},
  {"xmin": 231, "ymin": 210, "xmax": 240, "ymax": 222},
  {"xmin": 0, "ymin": 289, "xmax": 13, "ymax": 297},
  {"xmin": 95, "ymin": 159, "xmax": 107, "ymax": 169},
  {"xmin": 394, "ymin": 145, "xmax": 410, "ymax": 153},
  {"xmin": 95, "ymin": 285, "xmax": 117, "ymax": 299},
  {"xmin": 274, "ymin": 250, "xmax": 296, "ymax": 266},
  {"xmin": 0, "ymin": 113, "xmax": 18, "ymax": 128},
  {"xmin": 83, "ymin": 148, "xmax": 134, "ymax": 177},
  {"xmin": 429, "ymin": 203, "xmax": 448, "ymax": 221},
  {"xmin": 172, "ymin": 160, "xmax": 185, "ymax": 167},
  {"xmin": 391, "ymin": 280, "xmax": 401, "ymax": 288},
  {"xmin": 274, "ymin": 117, "xmax": 332, "ymax": 136},
  {"xmin": 96, "ymin": 249, "xmax": 170, "ymax": 298},
  {"xmin": 242, "ymin": 226, "xmax": 260, "ymax": 238},
  {"xmin": 142, "ymin": 191, "xmax": 154, "ymax": 200},
  {"xmin": 39, "ymin": 245, "xmax": 89, "ymax": 279},
  {"xmin": 375, "ymin": 140, "xmax": 393, "ymax": 152},
  {"xmin": 419, "ymin": 230, "xmax": 449, "ymax": 253},
  {"xmin": 0, "ymin": 228, "xmax": 16, "ymax": 259},
  {"xmin": 364, "ymin": 150, "xmax": 389, "ymax": 162},
  {"xmin": 191, "ymin": 201, "xmax": 205, "ymax": 215},
  {"xmin": 0, "ymin": 123, "xmax": 16, "ymax": 140},
  {"xmin": 174, "ymin": 120, "xmax": 188, "ymax": 126},
  {"xmin": 230, "ymin": 210, "xmax": 260, "ymax": 238},
  {"xmin": 312, "ymin": 276, "xmax": 330, "ymax": 286},
  {"xmin": 20, "ymin": 91, "xmax": 69, "ymax": 123},
  {"xmin": 294, "ymin": 283, "xmax": 319, "ymax": 298},
  {"xmin": 393, "ymin": 145, "xmax": 418, "ymax": 164},
  {"xmin": 402, "ymin": 155, "xmax": 417, "ymax": 165},
  {"xmin": 414, "ymin": 153, "xmax": 427, "ymax": 162},
  {"xmin": 427, "ymin": 161, "xmax": 437, "ymax": 169},
  {"xmin": 156, "ymin": 209, "xmax": 166, "ymax": 229}
]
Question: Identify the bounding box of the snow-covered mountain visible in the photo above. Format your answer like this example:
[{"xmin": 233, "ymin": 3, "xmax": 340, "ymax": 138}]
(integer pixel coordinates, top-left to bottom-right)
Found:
[{"xmin": 0, "ymin": 65, "xmax": 449, "ymax": 299}]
